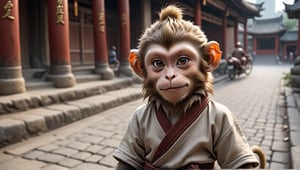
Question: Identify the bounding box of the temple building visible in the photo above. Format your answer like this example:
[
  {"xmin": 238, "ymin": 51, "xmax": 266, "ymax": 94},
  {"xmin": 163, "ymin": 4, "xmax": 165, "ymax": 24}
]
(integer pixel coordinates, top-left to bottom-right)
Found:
[
  {"xmin": 0, "ymin": 0, "xmax": 262, "ymax": 95},
  {"xmin": 284, "ymin": 0, "xmax": 300, "ymax": 57},
  {"xmin": 248, "ymin": 14, "xmax": 286, "ymax": 55},
  {"xmin": 280, "ymin": 28, "xmax": 298, "ymax": 58}
]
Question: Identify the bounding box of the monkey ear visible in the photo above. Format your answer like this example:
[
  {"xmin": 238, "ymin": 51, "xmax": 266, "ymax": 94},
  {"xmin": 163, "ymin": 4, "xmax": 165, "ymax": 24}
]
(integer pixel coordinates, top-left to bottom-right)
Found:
[
  {"xmin": 128, "ymin": 49, "xmax": 145, "ymax": 78},
  {"xmin": 203, "ymin": 41, "xmax": 222, "ymax": 72}
]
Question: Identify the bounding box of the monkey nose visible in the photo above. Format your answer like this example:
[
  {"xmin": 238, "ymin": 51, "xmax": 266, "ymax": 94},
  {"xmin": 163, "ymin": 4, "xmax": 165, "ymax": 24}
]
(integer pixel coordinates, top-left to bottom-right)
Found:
[{"xmin": 165, "ymin": 73, "xmax": 176, "ymax": 80}]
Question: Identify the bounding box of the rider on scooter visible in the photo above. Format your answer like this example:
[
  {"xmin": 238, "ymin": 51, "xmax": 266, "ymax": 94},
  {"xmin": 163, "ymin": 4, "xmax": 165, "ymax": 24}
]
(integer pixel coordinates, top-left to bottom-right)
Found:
[{"xmin": 231, "ymin": 42, "xmax": 248, "ymax": 67}]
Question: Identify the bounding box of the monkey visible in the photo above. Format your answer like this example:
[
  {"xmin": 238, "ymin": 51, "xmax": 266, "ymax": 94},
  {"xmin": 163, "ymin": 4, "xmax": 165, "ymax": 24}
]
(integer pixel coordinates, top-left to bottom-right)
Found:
[{"xmin": 113, "ymin": 5, "xmax": 266, "ymax": 169}]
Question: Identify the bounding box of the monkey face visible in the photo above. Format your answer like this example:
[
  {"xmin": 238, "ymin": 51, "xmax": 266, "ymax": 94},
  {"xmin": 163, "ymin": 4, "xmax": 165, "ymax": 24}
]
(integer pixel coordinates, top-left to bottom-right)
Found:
[{"xmin": 144, "ymin": 41, "xmax": 200, "ymax": 105}]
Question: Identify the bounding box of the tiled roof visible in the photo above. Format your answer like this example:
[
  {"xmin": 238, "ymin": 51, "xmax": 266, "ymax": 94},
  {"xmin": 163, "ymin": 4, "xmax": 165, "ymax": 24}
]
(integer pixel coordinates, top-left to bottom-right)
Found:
[
  {"xmin": 227, "ymin": 0, "xmax": 263, "ymax": 18},
  {"xmin": 248, "ymin": 14, "xmax": 286, "ymax": 34},
  {"xmin": 280, "ymin": 30, "xmax": 298, "ymax": 42},
  {"xmin": 284, "ymin": 0, "xmax": 300, "ymax": 18}
]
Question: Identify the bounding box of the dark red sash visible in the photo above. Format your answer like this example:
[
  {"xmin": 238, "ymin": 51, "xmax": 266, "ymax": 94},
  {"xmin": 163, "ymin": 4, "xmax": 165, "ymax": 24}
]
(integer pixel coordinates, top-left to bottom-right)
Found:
[{"xmin": 145, "ymin": 96, "xmax": 212, "ymax": 169}]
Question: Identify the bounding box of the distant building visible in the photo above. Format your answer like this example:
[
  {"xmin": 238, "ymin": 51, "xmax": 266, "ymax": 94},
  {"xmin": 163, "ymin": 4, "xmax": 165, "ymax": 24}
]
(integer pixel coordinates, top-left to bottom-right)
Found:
[
  {"xmin": 248, "ymin": 14, "xmax": 286, "ymax": 55},
  {"xmin": 280, "ymin": 29, "xmax": 298, "ymax": 58},
  {"xmin": 246, "ymin": 0, "xmax": 299, "ymax": 57},
  {"xmin": 284, "ymin": 0, "xmax": 300, "ymax": 57}
]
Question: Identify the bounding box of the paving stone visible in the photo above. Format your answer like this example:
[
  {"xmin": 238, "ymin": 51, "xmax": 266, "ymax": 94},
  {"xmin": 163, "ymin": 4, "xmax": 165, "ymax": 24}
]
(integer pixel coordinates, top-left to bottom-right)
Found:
[
  {"xmin": 290, "ymin": 123, "xmax": 300, "ymax": 132},
  {"xmin": 77, "ymin": 135, "xmax": 104, "ymax": 144},
  {"xmin": 41, "ymin": 164, "xmax": 69, "ymax": 170},
  {"xmin": 288, "ymin": 108, "xmax": 300, "ymax": 125},
  {"xmin": 273, "ymin": 130, "xmax": 287, "ymax": 141},
  {"xmin": 37, "ymin": 153, "xmax": 66, "ymax": 163},
  {"xmin": 37, "ymin": 143, "xmax": 60, "ymax": 152},
  {"xmin": 291, "ymin": 146, "xmax": 300, "ymax": 163},
  {"xmin": 66, "ymin": 141, "xmax": 91, "ymax": 151},
  {"xmin": 23, "ymin": 150, "xmax": 45, "ymax": 160},
  {"xmin": 272, "ymin": 141, "xmax": 289, "ymax": 152},
  {"xmin": 85, "ymin": 144, "xmax": 105, "ymax": 154},
  {"xmin": 272, "ymin": 151, "xmax": 289, "ymax": 163},
  {"xmin": 101, "ymin": 138, "xmax": 121, "ymax": 148},
  {"xmin": 52, "ymin": 147, "xmax": 78, "ymax": 157},
  {"xmin": 72, "ymin": 163, "xmax": 114, "ymax": 170},
  {"xmin": 261, "ymin": 138, "xmax": 272, "ymax": 147},
  {"xmin": 71, "ymin": 151, "xmax": 92, "ymax": 161},
  {"xmin": 58, "ymin": 158, "xmax": 82, "ymax": 168},
  {"xmin": 290, "ymin": 131, "xmax": 300, "ymax": 147},
  {"xmin": 269, "ymin": 162, "xmax": 289, "ymax": 169},
  {"xmin": 82, "ymin": 128, "xmax": 114, "ymax": 138},
  {"xmin": 85, "ymin": 154, "xmax": 103, "ymax": 163},
  {"xmin": 99, "ymin": 153, "xmax": 118, "ymax": 167},
  {"xmin": 293, "ymin": 162, "xmax": 300, "ymax": 169},
  {"xmin": 0, "ymin": 157, "xmax": 46, "ymax": 170},
  {"xmin": 98, "ymin": 147, "xmax": 115, "ymax": 156}
]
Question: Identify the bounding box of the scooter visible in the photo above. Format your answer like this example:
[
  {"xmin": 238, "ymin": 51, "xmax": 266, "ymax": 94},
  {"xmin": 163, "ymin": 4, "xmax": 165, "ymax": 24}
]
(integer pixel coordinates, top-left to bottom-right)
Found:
[{"xmin": 226, "ymin": 55, "xmax": 252, "ymax": 80}]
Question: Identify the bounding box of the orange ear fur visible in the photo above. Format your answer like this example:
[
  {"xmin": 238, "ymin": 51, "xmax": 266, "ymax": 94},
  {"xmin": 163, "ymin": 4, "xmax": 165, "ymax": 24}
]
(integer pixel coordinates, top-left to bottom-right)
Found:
[
  {"xmin": 128, "ymin": 49, "xmax": 145, "ymax": 78},
  {"xmin": 204, "ymin": 41, "xmax": 222, "ymax": 71}
]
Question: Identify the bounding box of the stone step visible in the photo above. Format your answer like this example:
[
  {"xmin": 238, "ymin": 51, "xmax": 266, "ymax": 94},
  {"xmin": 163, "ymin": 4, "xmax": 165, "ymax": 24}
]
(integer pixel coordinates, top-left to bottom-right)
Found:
[
  {"xmin": 0, "ymin": 85, "xmax": 143, "ymax": 148},
  {"xmin": 0, "ymin": 77, "xmax": 135, "ymax": 115}
]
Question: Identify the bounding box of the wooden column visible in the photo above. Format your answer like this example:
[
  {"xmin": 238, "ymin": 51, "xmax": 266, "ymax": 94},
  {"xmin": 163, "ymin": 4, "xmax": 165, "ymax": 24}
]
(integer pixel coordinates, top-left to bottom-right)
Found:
[
  {"xmin": 0, "ymin": 0, "xmax": 25, "ymax": 95},
  {"xmin": 243, "ymin": 20, "xmax": 248, "ymax": 52},
  {"xmin": 298, "ymin": 17, "xmax": 300, "ymax": 56},
  {"xmin": 46, "ymin": 0, "xmax": 75, "ymax": 88},
  {"xmin": 234, "ymin": 20, "xmax": 238, "ymax": 45},
  {"xmin": 222, "ymin": 8, "xmax": 227, "ymax": 58},
  {"xmin": 117, "ymin": 0, "xmax": 133, "ymax": 76},
  {"xmin": 195, "ymin": 0, "xmax": 202, "ymax": 26},
  {"xmin": 92, "ymin": 0, "xmax": 114, "ymax": 80}
]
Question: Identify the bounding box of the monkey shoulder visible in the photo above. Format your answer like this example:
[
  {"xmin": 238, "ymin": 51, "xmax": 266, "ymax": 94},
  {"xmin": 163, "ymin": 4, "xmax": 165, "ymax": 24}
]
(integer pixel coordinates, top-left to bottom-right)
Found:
[{"xmin": 207, "ymin": 100, "xmax": 240, "ymax": 133}]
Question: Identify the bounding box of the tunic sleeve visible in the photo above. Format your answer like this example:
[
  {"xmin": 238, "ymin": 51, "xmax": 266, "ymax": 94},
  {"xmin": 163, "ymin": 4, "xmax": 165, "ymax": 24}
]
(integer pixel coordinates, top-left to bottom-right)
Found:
[
  {"xmin": 212, "ymin": 103, "xmax": 259, "ymax": 168},
  {"xmin": 113, "ymin": 106, "xmax": 146, "ymax": 169}
]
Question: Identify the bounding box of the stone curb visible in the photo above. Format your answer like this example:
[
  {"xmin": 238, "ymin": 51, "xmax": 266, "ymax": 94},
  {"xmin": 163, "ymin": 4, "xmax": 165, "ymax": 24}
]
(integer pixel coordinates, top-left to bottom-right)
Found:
[{"xmin": 285, "ymin": 84, "xmax": 300, "ymax": 169}]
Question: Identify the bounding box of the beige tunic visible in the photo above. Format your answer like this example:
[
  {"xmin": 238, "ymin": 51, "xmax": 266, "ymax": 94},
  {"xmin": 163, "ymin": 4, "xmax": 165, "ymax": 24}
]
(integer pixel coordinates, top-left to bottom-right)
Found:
[{"xmin": 113, "ymin": 99, "xmax": 259, "ymax": 169}]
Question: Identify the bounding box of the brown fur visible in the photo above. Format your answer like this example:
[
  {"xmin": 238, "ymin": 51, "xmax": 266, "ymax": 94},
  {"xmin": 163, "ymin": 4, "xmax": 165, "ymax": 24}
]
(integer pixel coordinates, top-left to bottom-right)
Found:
[{"xmin": 252, "ymin": 145, "xmax": 267, "ymax": 168}]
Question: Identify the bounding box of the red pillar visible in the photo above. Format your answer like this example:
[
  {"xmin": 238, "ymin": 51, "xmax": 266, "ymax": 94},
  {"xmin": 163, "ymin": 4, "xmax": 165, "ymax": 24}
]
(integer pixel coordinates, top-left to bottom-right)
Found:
[
  {"xmin": 92, "ymin": 0, "xmax": 114, "ymax": 80},
  {"xmin": 46, "ymin": 0, "xmax": 75, "ymax": 88},
  {"xmin": 118, "ymin": 0, "xmax": 133, "ymax": 76},
  {"xmin": 195, "ymin": 0, "xmax": 202, "ymax": 26},
  {"xmin": 0, "ymin": 0, "xmax": 25, "ymax": 95},
  {"xmin": 243, "ymin": 20, "xmax": 248, "ymax": 52},
  {"xmin": 222, "ymin": 9, "xmax": 227, "ymax": 58},
  {"xmin": 234, "ymin": 20, "xmax": 238, "ymax": 45},
  {"xmin": 298, "ymin": 17, "xmax": 300, "ymax": 56}
]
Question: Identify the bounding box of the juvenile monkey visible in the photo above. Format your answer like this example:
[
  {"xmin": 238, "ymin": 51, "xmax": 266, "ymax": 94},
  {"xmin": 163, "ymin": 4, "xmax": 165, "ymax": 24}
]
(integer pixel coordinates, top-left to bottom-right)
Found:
[{"xmin": 113, "ymin": 5, "xmax": 265, "ymax": 169}]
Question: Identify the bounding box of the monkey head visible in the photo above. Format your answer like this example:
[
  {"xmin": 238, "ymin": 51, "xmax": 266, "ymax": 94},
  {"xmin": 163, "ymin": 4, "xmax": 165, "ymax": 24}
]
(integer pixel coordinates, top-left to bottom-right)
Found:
[{"xmin": 129, "ymin": 5, "xmax": 222, "ymax": 106}]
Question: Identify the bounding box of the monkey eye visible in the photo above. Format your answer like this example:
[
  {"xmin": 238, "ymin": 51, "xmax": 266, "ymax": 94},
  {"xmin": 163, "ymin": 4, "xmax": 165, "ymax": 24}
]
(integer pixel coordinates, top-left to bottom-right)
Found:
[
  {"xmin": 177, "ymin": 56, "xmax": 189, "ymax": 66},
  {"xmin": 152, "ymin": 59, "xmax": 164, "ymax": 69}
]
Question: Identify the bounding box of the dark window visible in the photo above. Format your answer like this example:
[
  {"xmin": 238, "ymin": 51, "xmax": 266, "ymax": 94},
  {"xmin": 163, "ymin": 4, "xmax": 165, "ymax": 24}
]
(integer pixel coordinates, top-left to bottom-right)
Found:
[{"xmin": 257, "ymin": 37, "xmax": 275, "ymax": 50}]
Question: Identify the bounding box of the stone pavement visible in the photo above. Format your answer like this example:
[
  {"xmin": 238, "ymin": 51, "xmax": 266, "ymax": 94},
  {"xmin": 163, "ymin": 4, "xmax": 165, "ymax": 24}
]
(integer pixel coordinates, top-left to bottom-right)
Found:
[
  {"xmin": 285, "ymin": 87, "xmax": 300, "ymax": 169},
  {"xmin": 0, "ymin": 60, "xmax": 299, "ymax": 169}
]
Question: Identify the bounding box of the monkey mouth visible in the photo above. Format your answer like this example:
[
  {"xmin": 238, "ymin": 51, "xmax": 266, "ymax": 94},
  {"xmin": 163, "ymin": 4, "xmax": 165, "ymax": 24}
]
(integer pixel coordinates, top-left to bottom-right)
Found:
[{"xmin": 160, "ymin": 84, "xmax": 188, "ymax": 90}]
